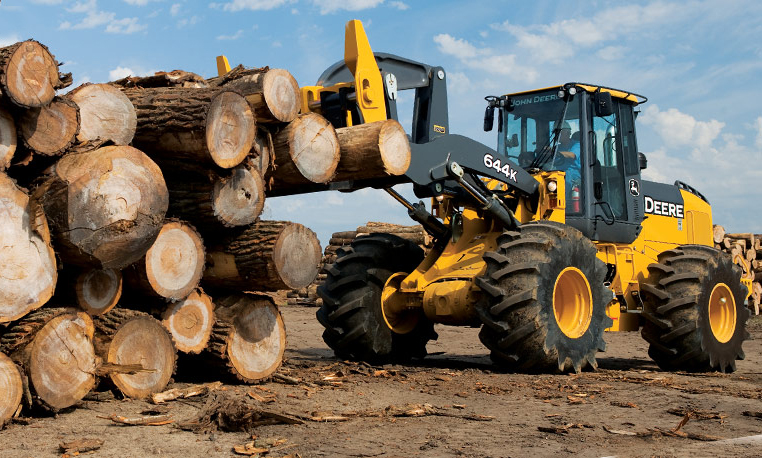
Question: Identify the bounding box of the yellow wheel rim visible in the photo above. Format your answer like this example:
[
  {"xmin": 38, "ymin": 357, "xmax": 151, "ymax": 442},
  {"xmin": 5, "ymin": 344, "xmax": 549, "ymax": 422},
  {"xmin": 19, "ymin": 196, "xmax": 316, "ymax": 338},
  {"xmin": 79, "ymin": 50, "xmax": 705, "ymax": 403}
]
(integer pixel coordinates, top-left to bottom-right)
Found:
[
  {"xmin": 708, "ymin": 283, "xmax": 736, "ymax": 343},
  {"xmin": 553, "ymin": 267, "xmax": 593, "ymax": 339},
  {"xmin": 381, "ymin": 272, "xmax": 418, "ymax": 334}
]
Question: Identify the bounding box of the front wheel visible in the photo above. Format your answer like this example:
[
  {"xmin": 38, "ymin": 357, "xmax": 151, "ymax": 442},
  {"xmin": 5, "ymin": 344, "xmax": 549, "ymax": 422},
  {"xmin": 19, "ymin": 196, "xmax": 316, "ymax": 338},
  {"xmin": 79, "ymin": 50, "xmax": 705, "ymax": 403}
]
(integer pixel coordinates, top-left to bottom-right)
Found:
[
  {"xmin": 640, "ymin": 245, "xmax": 750, "ymax": 372},
  {"xmin": 476, "ymin": 221, "xmax": 612, "ymax": 373}
]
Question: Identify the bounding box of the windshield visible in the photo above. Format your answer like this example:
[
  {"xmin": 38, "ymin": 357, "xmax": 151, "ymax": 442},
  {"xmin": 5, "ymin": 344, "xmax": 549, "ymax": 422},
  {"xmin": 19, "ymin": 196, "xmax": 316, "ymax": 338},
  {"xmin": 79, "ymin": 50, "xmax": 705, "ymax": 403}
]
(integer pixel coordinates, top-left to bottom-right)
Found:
[{"xmin": 498, "ymin": 89, "xmax": 581, "ymax": 172}]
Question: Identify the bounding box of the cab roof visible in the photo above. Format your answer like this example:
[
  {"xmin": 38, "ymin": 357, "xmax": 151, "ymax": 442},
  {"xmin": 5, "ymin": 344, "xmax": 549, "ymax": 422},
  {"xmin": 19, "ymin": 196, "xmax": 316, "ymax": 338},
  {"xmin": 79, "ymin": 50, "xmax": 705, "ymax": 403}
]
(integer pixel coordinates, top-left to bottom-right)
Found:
[{"xmin": 504, "ymin": 83, "xmax": 647, "ymax": 105}]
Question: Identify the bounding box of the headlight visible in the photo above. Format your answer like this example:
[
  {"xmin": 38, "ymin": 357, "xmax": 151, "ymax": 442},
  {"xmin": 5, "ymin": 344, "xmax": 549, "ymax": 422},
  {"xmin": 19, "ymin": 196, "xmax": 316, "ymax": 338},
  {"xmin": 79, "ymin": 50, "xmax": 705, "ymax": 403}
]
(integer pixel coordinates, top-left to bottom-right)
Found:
[{"xmin": 547, "ymin": 180, "xmax": 558, "ymax": 193}]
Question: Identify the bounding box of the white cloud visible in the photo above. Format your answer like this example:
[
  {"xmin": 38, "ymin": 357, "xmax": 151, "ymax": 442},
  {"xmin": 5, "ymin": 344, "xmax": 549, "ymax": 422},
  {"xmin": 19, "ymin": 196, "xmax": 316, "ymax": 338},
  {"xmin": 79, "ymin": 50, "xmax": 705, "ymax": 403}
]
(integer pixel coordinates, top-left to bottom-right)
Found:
[
  {"xmin": 640, "ymin": 104, "xmax": 724, "ymax": 151},
  {"xmin": 177, "ymin": 16, "xmax": 200, "ymax": 28},
  {"xmin": 106, "ymin": 17, "xmax": 147, "ymax": 34},
  {"xmin": 29, "ymin": 0, "xmax": 64, "ymax": 3},
  {"xmin": 109, "ymin": 66, "xmax": 136, "ymax": 80},
  {"xmin": 325, "ymin": 193, "xmax": 344, "ymax": 206},
  {"xmin": 755, "ymin": 117, "xmax": 762, "ymax": 149},
  {"xmin": 291, "ymin": 8, "xmax": 299, "ymax": 14},
  {"xmin": 446, "ymin": 71, "xmax": 471, "ymax": 94},
  {"xmin": 217, "ymin": 30, "xmax": 244, "ymax": 40},
  {"xmin": 0, "ymin": 35, "xmax": 21, "ymax": 47},
  {"xmin": 596, "ymin": 45, "xmax": 626, "ymax": 61},
  {"xmin": 433, "ymin": 33, "xmax": 538, "ymax": 83},
  {"xmin": 389, "ymin": 1, "xmax": 409, "ymax": 10},
  {"xmin": 170, "ymin": 3, "xmax": 181, "ymax": 16},
  {"xmin": 123, "ymin": 0, "xmax": 161, "ymax": 4},
  {"xmin": 316, "ymin": 0, "xmax": 384, "ymax": 14},
  {"xmin": 212, "ymin": 0, "xmax": 291, "ymax": 11}
]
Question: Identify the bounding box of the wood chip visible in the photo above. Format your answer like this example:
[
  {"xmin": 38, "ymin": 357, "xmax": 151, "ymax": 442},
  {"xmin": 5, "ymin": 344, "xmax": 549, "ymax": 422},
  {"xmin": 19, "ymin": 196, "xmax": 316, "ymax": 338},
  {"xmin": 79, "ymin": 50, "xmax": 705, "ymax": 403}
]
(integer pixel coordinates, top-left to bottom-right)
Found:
[
  {"xmin": 99, "ymin": 413, "xmax": 174, "ymax": 426},
  {"xmin": 59, "ymin": 438, "xmax": 104, "ymax": 453},
  {"xmin": 151, "ymin": 382, "xmax": 223, "ymax": 404},
  {"xmin": 233, "ymin": 442, "xmax": 269, "ymax": 456}
]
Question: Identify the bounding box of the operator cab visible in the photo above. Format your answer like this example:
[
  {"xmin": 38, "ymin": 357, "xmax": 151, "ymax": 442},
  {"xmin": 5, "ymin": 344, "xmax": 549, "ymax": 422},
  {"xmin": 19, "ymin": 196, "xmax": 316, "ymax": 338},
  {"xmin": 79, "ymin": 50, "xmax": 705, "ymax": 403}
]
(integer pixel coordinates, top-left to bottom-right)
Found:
[{"xmin": 492, "ymin": 83, "xmax": 647, "ymax": 244}]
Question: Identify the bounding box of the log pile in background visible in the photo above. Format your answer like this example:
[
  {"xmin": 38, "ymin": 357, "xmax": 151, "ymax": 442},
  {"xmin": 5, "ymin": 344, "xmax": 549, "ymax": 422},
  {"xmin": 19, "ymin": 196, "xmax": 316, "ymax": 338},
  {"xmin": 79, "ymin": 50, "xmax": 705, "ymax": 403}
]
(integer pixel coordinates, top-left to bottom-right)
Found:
[
  {"xmin": 1, "ymin": 38, "xmax": 415, "ymax": 426},
  {"xmin": 288, "ymin": 222, "xmax": 433, "ymax": 306},
  {"xmin": 714, "ymin": 225, "xmax": 762, "ymax": 314}
]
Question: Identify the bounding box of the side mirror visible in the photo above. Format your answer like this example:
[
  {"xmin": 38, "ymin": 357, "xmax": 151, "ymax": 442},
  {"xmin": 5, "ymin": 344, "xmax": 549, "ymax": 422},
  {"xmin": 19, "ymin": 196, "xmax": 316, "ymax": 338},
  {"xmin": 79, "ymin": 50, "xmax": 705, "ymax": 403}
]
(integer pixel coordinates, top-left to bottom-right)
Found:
[
  {"xmin": 638, "ymin": 152, "xmax": 647, "ymax": 170},
  {"xmin": 484, "ymin": 105, "xmax": 495, "ymax": 132},
  {"xmin": 594, "ymin": 91, "xmax": 614, "ymax": 117}
]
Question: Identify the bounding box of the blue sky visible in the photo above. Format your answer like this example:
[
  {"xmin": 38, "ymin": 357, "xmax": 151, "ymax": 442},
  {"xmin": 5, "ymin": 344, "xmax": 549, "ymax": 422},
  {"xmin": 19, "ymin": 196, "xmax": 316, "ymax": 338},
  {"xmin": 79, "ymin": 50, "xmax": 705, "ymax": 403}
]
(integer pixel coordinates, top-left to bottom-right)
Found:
[{"xmin": 2, "ymin": 0, "xmax": 761, "ymax": 246}]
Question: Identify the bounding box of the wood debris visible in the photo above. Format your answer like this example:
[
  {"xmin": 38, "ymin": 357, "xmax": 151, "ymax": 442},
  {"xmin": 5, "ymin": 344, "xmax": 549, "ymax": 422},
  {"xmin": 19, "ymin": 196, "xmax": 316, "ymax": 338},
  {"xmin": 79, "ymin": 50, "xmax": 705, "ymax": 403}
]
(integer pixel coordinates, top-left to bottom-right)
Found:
[
  {"xmin": 59, "ymin": 438, "xmax": 104, "ymax": 454},
  {"xmin": 151, "ymin": 382, "xmax": 223, "ymax": 404},
  {"xmin": 100, "ymin": 413, "xmax": 174, "ymax": 426}
]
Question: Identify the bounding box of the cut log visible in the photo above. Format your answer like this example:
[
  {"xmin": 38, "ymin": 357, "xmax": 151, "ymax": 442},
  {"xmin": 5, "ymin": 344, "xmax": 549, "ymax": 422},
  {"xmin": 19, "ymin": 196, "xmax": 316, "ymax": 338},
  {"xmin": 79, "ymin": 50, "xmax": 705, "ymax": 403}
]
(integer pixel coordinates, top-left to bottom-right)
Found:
[
  {"xmin": 124, "ymin": 87, "xmax": 256, "ymax": 169},
  {"xmin": 0, "ymin": 172, "xmax": 57, "ymax": 324},
  {"xmin": 204, "ymin": 220, "xmax": 322, "ymax": 291},
  {"xmin": 358, "ymin": 222, "xmax": 423, "ymax": 233},
  {"xmin": 125, "ymin": 220, "xmax": 205, "ymax": 300},
  {"xmin": 38, "ymin": 145, "xmax": 168, "ymax": 268},
  {"xmin": 267, "ymin": 112, "xmax": 339, "ymax": 192},
  {"xmin": 332, "ymin": 120, "xmax": 411, "ymax": 181},
  {"xmin": 18, "ymin": 96, "xmax": 80, "ymax": 157},
  {"xmin": 166, "ymin": 161, "xmax": 265, "ymax": 231},
  {"xmin": 0, "ymin": 106, "xmax": 16, "ymax": 170},
  {"xmin": 251, "ymin": 126, "xmax": 273, "ymax": 174},
  {"xmin": 76, "ymin": 268, "xmax": 122, "ymax": 316},
  {"xmin": 94, "ymin": 309, "xmax": 176, "ymax": 399},
  {"xmin": 0, "ymin": 40, "xmax": 67, "ymax": 108},
  {"xmin": 0, "ymin": 308, "xmax": 96, "ymax": 410},
  {"xmin": 218, "ymin": 68, "xmax": 300, "ymax": 124},
  {"xmin": 161, "ymin": 289, "xmax": 215, "ymax": 354},
  {"xmin": 67, "ymin": 83, "xmax": 136, "ymax": 145},
  {"xmin": 112, "ymin": 70, "xmax": 208, "ymax": 89},
  {"xmin": 0, "ymin": 352, "xmax": 23, "ymax": 427},
  {"xmin": 712, "ymin": 225, "xmax": 725, "ymax": 244},
  {"xmin": 202, "ymin": 294, "xmax": 285, "ymax": 383}
]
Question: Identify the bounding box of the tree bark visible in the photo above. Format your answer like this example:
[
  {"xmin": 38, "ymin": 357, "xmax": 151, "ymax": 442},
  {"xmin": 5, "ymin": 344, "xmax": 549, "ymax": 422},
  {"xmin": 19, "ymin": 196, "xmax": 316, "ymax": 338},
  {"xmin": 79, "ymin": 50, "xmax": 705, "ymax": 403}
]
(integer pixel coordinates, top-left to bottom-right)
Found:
[
  {"xmin": 0, "ymin": 172, "xmax": 57, "ymax": 324},
  {"xmin": 217, "ymin": 68, "xmax": 300, "ymax": 124},
  {"xmin": 251, "ymin": 126, "xmax": 272, "ymax": 174},
  {"xmin": 112, "ymin": 70, "xmax": 208, "ymax": 89},
  {"xmin": 267, "ymin": 113, "xmax": 339, "ymax": 192},
  {"xmin": 204, "ymin": 220, "xmax": 322, "ymax": 291},
  {"xmin": 67, "ymin": 83, "xmax": 136, "ymax": 145},
  {"xmin": 0, "ymin": 308, "xmax": 96, "ymax": 411},
  {"xmin": 165, "ymin": 160, "xmax": 265, "ymax": 231},
  {"xmin": 161, "ymin": 289, "xmax": 215, "ymax": 354},
  {"xmin": 18, "ymin": 97, "xmax": 80, "ymax": 157},
  {"xmin": 332, "ymin": 120, "xmax": 411, "ymax": 181},
  {"xmin": 200, "ymin": 294, "xmax": 285, "ymax": 383},
  {"xmin": 124, "ymin": 87, "xmax": 256, "ymax": 169},
  {"xmin": 124, "ymin": 220, "xmax": 205, "ymax": 301},
  {"xmin": 0, "ymin": 40, "xmax": 68, "ymax": 108},
  {"xmin": 38, "ymin": 145, "xmax": 169, "ymax": 269},
  {"xmin": 0, "ymin": 351, "xmax": 23, "ymax": 427},
  {"xmin": 0, "ymin": 106, "xmax": 16, "ymax": 170},
  {"xmin": 94, "ymin": 309, "xmax": 176, "ymax": 399}
]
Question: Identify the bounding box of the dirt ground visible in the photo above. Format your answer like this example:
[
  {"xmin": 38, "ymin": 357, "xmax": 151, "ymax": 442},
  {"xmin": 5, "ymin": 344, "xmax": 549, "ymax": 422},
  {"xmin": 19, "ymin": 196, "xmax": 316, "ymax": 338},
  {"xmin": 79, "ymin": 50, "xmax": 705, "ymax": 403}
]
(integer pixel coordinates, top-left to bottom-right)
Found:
[{"xmin": 2, "ymin": 305, "xmax": 762, "ymax": 458}]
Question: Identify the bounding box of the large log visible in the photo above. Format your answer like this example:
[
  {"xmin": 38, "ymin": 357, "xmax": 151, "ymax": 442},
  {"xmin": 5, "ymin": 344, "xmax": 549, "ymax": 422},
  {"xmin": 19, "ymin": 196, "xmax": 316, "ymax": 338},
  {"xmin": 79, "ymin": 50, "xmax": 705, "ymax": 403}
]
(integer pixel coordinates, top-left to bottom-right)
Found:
[
  {"xmin": 332, "ymin": 120, "xmax": 411, "ymax": 181},
  {"xmin": 112, "ymin": 70, "xmax": 208, "ymax": 89},
  {"xmin": 0, "ymin": 352, "xmax": 23, "ymax": 427},
  {"xmin": 0, "ymin": 106, "xmax": 16, "ymax": 170},
  {"xmin": 0, "ymin": 172, "xmax": 57, "ymax": 324},
  {"xmin": 166, "ymin": 161, "xmax": 265, "ymax": 231},
  {"xmin": 201, "ymin": 294, "xmax": 285, "ymax": 383},
  {"xmin": 125, "ymin": 220, "xmax": 205, "ymax": 300},
  {"xmin": 204, "ymin": 220, "xmax": 322, "ymax": 291},
  {"xmin": 38, "ymin": 145, "xmax": 168, "ymax": 268},
  {"xmin": 217, "ymin": 68, "xmax": 300, "ymax": 124},
  {"xmin": 0, "ymin": 308, "xmax": 96, "ymax": 411},
  {"xmin": 0, "ymin": 40, "xmax": 68, "ymax": 108},
  {"xmin": 267, "ymin": 113, "xmax": 339, "ymax": 192},
  {"xmin": 18, "ymin": 96, "xmax": 80, "ymax": 157},
  {"xmin": 94, "ymin": 309, "xmax": 176, "ymax": 399},
  {"xmin": 67, "ymin": 83, "xmax": 136, "ymax": 145},
  {"xmin": 161, "ymin": 289, "xmax": 215, "ymax": 354},
  {"xmin": 124, "ymin": 87, "xmax": 256, "ymax": 169}
]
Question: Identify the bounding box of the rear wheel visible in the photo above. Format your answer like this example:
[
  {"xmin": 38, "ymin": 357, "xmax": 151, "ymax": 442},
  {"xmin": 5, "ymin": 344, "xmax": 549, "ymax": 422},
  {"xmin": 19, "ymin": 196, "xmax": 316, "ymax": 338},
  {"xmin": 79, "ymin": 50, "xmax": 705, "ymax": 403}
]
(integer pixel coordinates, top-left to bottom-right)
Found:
[
  {"xmin": 316, "ymin": 234, "xmax": 437, "ymax": 363},
  {"xmin": 640, "ymin": 245, "xmax": 749, "ymax": 372},
  {"xmin": 476, "ymin": 221, "xmax": 612, "ymax": 373}
]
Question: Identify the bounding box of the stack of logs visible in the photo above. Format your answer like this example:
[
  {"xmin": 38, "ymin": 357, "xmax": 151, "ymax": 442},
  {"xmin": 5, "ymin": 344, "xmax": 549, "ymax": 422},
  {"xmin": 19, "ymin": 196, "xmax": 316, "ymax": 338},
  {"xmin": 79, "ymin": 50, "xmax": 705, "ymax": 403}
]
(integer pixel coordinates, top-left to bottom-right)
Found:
[
  {"xmin": 287, "ymin": 222, "xmax": 433, "ymax": 306},
  {"xmin": 0, "ymin": 40, "xmax": 412, "ymax": 427},
  {"xmin": 713, "ymin": 225, "xmax": 762, "ymax": 314}
]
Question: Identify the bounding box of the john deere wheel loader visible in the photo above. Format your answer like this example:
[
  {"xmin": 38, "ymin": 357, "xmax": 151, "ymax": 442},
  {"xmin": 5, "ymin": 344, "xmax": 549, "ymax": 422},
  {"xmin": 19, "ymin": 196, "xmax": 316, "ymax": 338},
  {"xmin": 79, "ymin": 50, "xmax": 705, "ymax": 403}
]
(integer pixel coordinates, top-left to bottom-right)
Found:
[{"xmin": 304, "ymin": 21, "xmax": 751, "ymax": 373}]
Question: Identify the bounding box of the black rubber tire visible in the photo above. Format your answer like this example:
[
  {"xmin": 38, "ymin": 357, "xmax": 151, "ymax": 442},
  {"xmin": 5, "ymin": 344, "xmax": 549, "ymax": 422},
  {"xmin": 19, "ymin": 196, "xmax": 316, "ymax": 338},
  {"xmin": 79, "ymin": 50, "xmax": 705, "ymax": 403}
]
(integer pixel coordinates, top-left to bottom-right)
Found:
[
  {"xmin": 640, "ymin": 245, "xmax": 750, "ymax": 373},
  {"xmin": 316, "ymin": 234, "xmax": 437, "ymax": 363},
  {"xmin": 475, "ymin": 221, "xmax": 612, "ymax": 373}
]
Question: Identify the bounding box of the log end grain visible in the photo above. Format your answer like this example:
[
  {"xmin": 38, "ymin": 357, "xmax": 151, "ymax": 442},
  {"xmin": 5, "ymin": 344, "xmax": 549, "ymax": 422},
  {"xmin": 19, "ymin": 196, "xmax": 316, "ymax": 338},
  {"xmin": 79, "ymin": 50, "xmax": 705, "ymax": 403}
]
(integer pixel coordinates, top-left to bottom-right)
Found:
[
  {"xmin": 0, "ymin": 352, "xmax": 23, "ymax": 426},
  {"xmin": 274, "ymin": 223, "xmax": 322, "ymax": 290},
  {"xmin": 2, "ymin": 40, "xmax": 60, "ymax": 108},
  {"xmin": 378, "ymin": 119, "xmax": 411, "ymax": 175},
  {"xmin": 69, "ymin": 83, "xmax": 137, "ymax": 145},
  {"xmin": 261, "ymin": 69, "xmax": 300, "ymax": 123},
  {"xmin": 19, "ymin": 97, "xmax": 80, "ymax": 156},
  {"xmin": 144, "ymin": 221, "xmax": 205, "ymax": 300},
  {"xmin": 29, "ymin": 310, "xmax": 97, "ymax": 410},
  {"xmin": 212, "ymin": 164, "xmax": 265, "ymax": 227},
  {"xmin": 161, "ymin": 289, "xmax": 215, "ymax": 354},
  {"xmin": 0, "ymin": 172, "xmax": 57, "ymax": 324},
  {"xmin": 76, "ymin": 268, "xmax": 122, "ymax": 316},
  {"xmin": 206, "ymin": 91, "xmax": 256, "ymax": 169},
  {"xmin": 274, "ymin": 112, "xmax": 339, "ymax": 184}
]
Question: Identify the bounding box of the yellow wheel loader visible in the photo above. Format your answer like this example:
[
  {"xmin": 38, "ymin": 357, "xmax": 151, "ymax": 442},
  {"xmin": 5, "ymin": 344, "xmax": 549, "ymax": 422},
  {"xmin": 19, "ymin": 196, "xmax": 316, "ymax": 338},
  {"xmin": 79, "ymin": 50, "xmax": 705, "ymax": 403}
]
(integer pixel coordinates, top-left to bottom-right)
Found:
[{"xmin": 301, "ymin": 21, "xmax": 750, "ymax": 373}]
